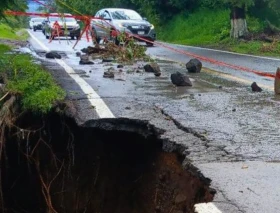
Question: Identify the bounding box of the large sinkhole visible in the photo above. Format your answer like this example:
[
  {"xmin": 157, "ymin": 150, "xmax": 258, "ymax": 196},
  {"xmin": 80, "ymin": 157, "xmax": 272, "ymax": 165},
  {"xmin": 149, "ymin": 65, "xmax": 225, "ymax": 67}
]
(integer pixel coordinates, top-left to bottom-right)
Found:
[{"xmin": 1, "ymin": 112, "xmax": 214, "ymax": 213}]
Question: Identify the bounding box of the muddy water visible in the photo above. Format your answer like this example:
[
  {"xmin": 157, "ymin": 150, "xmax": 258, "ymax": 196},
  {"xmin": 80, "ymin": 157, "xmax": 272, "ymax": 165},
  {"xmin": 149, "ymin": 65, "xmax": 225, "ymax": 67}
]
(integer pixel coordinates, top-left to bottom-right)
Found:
[{"xmin": 1, "ymin": 113, "xmax": 214, "ymax": 213}]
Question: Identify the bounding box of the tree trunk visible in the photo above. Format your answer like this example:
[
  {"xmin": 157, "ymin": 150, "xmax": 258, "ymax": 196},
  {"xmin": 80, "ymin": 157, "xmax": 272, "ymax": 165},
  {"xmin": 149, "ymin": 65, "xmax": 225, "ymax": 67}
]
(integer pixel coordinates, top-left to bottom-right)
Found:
[{"xmin": 230, "ymin": 6, "xmax": 248, "ymax": 39}]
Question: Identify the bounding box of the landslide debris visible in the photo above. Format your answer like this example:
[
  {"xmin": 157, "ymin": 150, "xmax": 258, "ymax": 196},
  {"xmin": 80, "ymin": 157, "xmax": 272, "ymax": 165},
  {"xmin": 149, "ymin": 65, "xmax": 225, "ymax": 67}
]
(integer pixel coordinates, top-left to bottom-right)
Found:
[{"xmin": 81, "ymin": 38, "xmax": 148, "ymax": 63}]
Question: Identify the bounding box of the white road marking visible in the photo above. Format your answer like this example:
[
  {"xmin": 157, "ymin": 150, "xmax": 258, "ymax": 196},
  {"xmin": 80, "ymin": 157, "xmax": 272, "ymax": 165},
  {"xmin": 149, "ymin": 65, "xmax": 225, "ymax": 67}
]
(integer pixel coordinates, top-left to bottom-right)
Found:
[
  {"xmin": 28, "ymin": 31, "xmax": 115, "ymax": 118},
  {"xmin": 195, "ymin": 203, "xmax": 223, "ymax": 213}
]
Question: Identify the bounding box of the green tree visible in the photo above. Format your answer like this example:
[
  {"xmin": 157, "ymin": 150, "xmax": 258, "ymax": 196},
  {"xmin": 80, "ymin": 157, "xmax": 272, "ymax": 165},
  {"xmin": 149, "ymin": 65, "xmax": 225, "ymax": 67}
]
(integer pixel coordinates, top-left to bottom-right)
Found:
[{"xmin": 0, "ymin": 0, "xmax": 27, "ymax": 18}]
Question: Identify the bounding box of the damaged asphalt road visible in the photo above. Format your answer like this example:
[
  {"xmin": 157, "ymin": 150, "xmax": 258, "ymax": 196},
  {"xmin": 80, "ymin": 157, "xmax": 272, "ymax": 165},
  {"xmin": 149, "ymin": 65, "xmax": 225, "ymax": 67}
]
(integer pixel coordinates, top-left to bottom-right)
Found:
[{"xmin": 27, "ymin": 30, "xmax": 280, "ymax": 213}]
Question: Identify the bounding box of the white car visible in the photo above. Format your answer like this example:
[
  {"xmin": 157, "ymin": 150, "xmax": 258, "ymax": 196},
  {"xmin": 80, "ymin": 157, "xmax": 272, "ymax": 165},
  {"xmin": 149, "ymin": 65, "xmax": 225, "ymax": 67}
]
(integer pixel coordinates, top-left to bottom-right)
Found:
[
  {"xmin": 91, "ymin": 8, "xmax": 156, "ymax": 46},
  {"xmin": 44, "ymin": 13, "xmax": 81, "ymax": 40},
  {"xmin": 29, "ymin": 17, "xmax": 45, "ymax": 31}
]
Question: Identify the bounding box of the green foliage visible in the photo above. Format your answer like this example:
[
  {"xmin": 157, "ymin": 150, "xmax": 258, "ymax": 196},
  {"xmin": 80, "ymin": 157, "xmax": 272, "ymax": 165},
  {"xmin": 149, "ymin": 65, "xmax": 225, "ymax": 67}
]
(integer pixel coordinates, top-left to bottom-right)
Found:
[
  {"xmin": 0, "ymin": 44, "xmax": 11, "ymax": 52},
  {"xmin": 0, "ymin": 47, "xmax": 66, "ymax": 113},
  {"xmin": 246, "ymin": 15, "xmax": 264, "ymax": 32},
  {"xmin": 0, "ymin": 23, "xmax": 28, "ymax": 40},
  {"xmin": 159, "ymin": 9, "xmax": 230, "ymax": 45},
  {"xmin": 0, "ymin": 0, "xmax": 27, "ymax": 18}
]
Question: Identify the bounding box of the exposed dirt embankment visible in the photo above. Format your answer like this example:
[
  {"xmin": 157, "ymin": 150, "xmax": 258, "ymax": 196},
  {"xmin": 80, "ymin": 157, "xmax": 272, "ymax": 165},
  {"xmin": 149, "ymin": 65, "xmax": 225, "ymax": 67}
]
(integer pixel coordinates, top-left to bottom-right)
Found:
[{"xmin": 0, "ymin": 108, "xmax": 214, "ymax": 213}]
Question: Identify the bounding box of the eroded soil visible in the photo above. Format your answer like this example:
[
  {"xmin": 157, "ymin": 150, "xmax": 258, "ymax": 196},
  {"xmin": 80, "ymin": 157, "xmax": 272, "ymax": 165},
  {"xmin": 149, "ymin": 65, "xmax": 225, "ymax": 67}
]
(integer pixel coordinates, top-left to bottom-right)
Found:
[{"xmin": 1, "ymin": 112, "xmax": 214, "ymax": 213}]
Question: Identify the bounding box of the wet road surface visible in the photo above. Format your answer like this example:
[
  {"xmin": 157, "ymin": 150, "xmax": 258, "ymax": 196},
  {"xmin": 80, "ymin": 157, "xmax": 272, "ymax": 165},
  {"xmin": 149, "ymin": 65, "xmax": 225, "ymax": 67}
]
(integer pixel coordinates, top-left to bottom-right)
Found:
[
  {"xmin": 147, "ymin": 42, "xmax": 280, "ymax": 88},
  {"xmin": 27, "ymin": 29, "xmax": 280, "ymax": 213}
]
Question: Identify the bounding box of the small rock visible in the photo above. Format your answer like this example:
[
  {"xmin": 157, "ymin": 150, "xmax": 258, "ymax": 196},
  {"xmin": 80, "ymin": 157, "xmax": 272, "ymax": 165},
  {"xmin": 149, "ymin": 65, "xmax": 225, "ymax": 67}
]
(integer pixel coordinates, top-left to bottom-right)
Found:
[
  {"xmin": 79, "ymin": 54, "xmax": 94, "ymax": 65},
  {"xmin": 144, "ymin": 63, "xmax": 161, "ymax": 75},
  {"xmin": 80, "ymin": 54, "xmax": 89, "ymax": 61},
  {"xmin": 251, "ymin": 82, "xmax": 262, "ymax": 92},
  {"xmin": 136, "ymin": 70, "xmax": 141, "ymax": 73},
  {"xmin": 125, "ymin": 106, "xmax": 131, "ymax": 110},
  {"xmin": 154, "ymin": 72, "xmax": 161, "ymax": 77},
  {"xmin": 171, "ymin": 72, "xmax": 192, "ymax": 86},
  {"xmin": 117, "ymin": 64, "xmax": 124, "ymax": 68},
  {"xmin": 46, "ymin": 51, "xmax": 61, "ymax": 59},
  {"xmin": 79, "ymin": 60, "xmax": 94, "ymax": 65},
  {"xmin": 232, "ymin": 108, "xmax": 236, "ymax": 112},
  {"xmin": 102, "ymin": 57, "xmax": 114, "ymax": 63},
  {"xmin": 103, "ymin": 71, "xmax": 114, "ymax": 78},
  {"xmin": 76, "ymin": 52, "xmax": 81, "ymax": 57},
  {"xmin": 89, "ymin": 70, "xmax": 92, "ymax": 73},
  {"xmin": 119, "ymin": 69, "xmax": 123, "ymax": 72},
  {"xmin": 174, "ymin": 194, "xmax": 187, "ymax": 205},
  {"xmin": 81, "ymin": 47, "xmax": 89, "ymax": 54},
  {"xmin": 186, "ymin": 58, "xmax": 202, "ymax": 73},
  {"xmin": 218, "ymin": 85, "xmax": 223, "ymax": 89}
]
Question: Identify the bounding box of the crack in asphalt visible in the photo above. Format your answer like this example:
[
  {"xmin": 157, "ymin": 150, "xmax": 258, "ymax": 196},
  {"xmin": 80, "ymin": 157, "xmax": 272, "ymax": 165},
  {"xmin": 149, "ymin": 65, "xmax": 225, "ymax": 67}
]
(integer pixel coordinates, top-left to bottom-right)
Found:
[{"xmin": 214, "ymin": 190, "xmax": 246, "ymax": 213}]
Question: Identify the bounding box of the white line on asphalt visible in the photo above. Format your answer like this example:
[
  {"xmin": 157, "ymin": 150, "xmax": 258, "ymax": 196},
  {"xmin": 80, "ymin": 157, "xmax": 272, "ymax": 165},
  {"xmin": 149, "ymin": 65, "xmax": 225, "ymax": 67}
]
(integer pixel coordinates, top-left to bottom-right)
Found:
[{"xmin": 28, "ymin": 30, "xmax": 115, "ymax": 118}]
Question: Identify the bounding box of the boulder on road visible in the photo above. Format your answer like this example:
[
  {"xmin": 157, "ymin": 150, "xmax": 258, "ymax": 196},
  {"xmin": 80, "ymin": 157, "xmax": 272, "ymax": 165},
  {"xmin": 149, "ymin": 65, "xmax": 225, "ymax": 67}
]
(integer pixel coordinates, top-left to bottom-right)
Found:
[
  {"xmin": 144, "ymin": 63, "xmax": 161, "ymax": 73},
  {"xmin": 251, "ymin": 82, "xmax": 262, "ymax": 92},
  {"xmin": 103, "ymin": 71, "xmax": 114, "ymax": 78},
  {"xmin": 46, "ymin": 51, "xmax": 61, "ymax": 59},
  {"xmin": 79, "ymin": 54, "xmax": 94, "ymax": 65},
  {"xmin": 171, "ymin": 72, "xmax": 192, "ymax": 86},
  {"xmin": 186, "ymin": 58, "xmax": 202, "ymax": 73}
]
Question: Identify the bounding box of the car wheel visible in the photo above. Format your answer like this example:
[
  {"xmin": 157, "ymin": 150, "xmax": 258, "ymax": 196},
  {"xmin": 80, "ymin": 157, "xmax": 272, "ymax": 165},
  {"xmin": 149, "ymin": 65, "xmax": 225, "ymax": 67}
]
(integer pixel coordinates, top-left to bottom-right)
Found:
[
  {"xmin": 70, "ymin": 36, "xmax": 75, "ymax": 40},
  {"xmin": 33, "ymin": 28, "xmax": 36, "ymax": 32}
]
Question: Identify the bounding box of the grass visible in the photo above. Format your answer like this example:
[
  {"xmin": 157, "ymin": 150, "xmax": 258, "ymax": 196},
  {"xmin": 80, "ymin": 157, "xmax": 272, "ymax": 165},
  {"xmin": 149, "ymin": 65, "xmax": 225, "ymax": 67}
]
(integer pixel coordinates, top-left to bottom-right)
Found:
[
  {"xmin": 158, "ymin": 9, "xmax": 280, "ymax": 57},
  {"xmin": 158, "ymin": 9, "xmax": 231, "ymax": 46},
  {"xmin": 0, "ymin": 20, "xmax": 65, "ymax": 113},
  {"xmin": 0, "ymin": 23, "xmax": 28, "ymax": 40},
  {"xmin": 0, "ymin": 44, "xmax": 66, "ymax": 113}
]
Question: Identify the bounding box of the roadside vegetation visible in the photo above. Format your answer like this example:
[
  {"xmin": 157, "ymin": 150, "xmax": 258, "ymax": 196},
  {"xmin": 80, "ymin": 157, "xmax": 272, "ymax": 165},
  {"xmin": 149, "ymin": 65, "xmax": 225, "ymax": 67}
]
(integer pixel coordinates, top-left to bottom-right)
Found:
[
  {"xmin": 0, "ymin": 20, "xmax": 65, "ymax": 113},
  {"xmin": 50, "ymin": 0, "xmax": 280, "ymax": 57},
  {"xmin": 157, "ymin": 8, "xmax": 280, "ymax": 57},
  {"xmin": 0, "ymin": 23, "xmax": 28, "ymax": 40}
]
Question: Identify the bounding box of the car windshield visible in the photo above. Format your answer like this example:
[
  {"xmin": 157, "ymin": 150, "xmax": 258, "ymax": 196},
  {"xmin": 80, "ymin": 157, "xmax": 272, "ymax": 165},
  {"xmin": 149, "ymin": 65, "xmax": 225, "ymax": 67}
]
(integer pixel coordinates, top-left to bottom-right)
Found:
[
  {"xmin": 111, "ymin": 10, "xmax": 142, "ymax": 20},
  {"xmin": 32, "ymin": 18, "xmax": 44, "ymax": 22},
  {"xmin": 49, "ymin": 17, "xmax": 76, "ymax": 22}
]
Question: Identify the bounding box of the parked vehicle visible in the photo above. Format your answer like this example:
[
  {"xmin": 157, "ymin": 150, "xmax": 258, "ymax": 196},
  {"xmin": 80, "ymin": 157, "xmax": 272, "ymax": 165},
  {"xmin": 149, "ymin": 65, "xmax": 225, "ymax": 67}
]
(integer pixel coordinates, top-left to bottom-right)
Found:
[
  {"xmin": 29, "ymin": 17, "xmax": 45, "ymax": 31},
  {"xmin": 42, "ymin": 18, "xmax": 48, "ymax": 35},
  {"xmin": 91, "ymin": 8, "xmax": 156, "ymax": 46},
  {"xmin": 44, "ymin": 13, "xmax": 81, "ymax": 40}
]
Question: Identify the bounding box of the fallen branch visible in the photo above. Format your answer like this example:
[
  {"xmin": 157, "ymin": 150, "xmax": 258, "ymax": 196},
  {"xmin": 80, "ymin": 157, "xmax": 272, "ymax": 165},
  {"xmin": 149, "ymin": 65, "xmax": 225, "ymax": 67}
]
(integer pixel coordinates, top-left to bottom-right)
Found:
[{"xmin": 0, "ymin": 92, "xmax": 9, "ymax": 102}]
